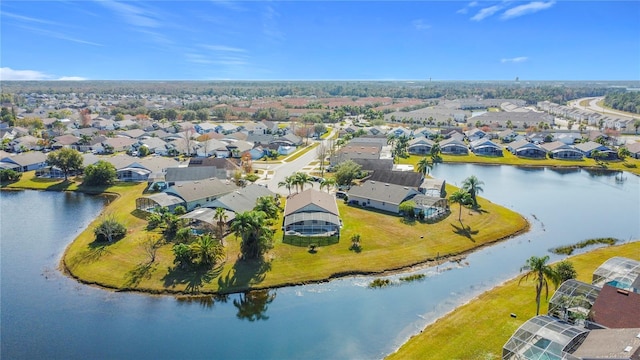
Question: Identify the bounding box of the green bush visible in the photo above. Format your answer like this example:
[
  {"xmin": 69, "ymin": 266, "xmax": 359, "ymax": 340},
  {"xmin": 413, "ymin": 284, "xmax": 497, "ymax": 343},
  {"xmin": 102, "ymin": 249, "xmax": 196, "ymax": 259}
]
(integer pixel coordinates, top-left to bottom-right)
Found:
[
  {"xmin": 94, "ymin": 217, "xmax": 127, "ymax": 242},
  {"xmin": 0, "ymin": 169, "xmax": 22, "ymax": 182}
]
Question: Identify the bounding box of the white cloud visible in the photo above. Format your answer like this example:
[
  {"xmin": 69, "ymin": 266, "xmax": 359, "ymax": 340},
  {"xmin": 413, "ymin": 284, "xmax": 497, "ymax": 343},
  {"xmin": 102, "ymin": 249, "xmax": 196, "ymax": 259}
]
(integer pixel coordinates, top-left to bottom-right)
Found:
[
  {"xmin": 0, "ymin": 67, "xmax": 51, "ymax": 80},
  {"xmin": 99, "ymin": 0, "xmax": 161, "ymax": 28},
  {"xmin": 471, "ymin": 5, "xmax": 503, "ymax": 21},
  {"xmin": 501, "ymin": 57, "xmax": 528, "ymax": 63},
  {"xmin": 1, "ymin": 11, "xmax": 60, "ymax": 26},
  {"xmin": 412, "ymin": 19, "xmax": 431, "ymax": 30},
  {"xmin": 0, "ymin": 67, "xmax": 86, "ymax": 81},
  {"xmin": 19, "ymin": 25, "xmax": 103, "ymax": 46},
  {"xmin": 201, "ymin": 45, "xmax": 247, "ymax": 53},
  {"xmin": 501, "ymin": 1, "xmax": 555, "ymax": 19},
  {"xmin": 58, "ymin": 76, "xmax": 87, "ymax": 81},
  {"xmin": 457, "ymin": 1, "xmax": 479, "ymax": 14},
  {"xmin": 209, "ymin": 0, "xmax": 247, "ymax": 12}
]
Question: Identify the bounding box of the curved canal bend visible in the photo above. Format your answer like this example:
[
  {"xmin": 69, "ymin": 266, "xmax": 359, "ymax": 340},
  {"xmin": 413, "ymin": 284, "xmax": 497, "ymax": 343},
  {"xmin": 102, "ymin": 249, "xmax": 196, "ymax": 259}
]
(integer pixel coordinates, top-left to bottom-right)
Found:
[{"xmin": 1, "ymin": 165, "xmax": 638, "ymax": 359}]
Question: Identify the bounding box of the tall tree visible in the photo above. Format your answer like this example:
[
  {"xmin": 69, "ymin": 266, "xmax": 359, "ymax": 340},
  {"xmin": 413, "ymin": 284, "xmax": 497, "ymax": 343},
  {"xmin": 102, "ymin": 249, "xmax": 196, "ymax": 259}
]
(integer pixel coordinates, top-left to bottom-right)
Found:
[
  {"xmin": 519, "ymin": 255, "xmax": 558, "ymax": 316},
  {"xmin": 449, "ymin": 189, "xmax": 471, "ymax": 222},
  {"xmin": 253, "ymin": 196, "xmax": 280, "ymax": 221},
  {"xmin": 46, "ymin": 148, "xmax": 83, "ymax": 181},
  {"xmin": 293, "ymin": 172, "xmax": 313, "ymax": 193},
  {"xmin": 462, "ymin": 175, "xmax": 484, "ymax": 208},
  {"xmin": 319, "ymin": 177, "xmax": 336, "ymax": 193},
  {"xmin": 189, "ymin": 234, "xmax": 224, "ymax": 267},
  {"xmin": 214, "ymin": 207, "xmax": 228, "ymax": 240},
  {"xmin": 416, "ymin": 157, "xmax": 432, "ymax": 177},
  {"xmin": 230, "ymin": 211, "xmax": 274, "ymax": 260},
  {"xmin": 277, "ymin": 176, "xmax": 294, "ymax": 195},
  {"xmin": 83, "ymin": 160, "xmax": 117, "ymax": 186}
]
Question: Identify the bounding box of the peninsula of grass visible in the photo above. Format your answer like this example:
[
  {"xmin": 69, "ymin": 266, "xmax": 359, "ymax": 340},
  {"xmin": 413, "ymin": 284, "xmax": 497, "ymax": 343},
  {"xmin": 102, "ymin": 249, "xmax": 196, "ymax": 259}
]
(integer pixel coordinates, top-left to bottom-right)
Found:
[
  {"xmin": 402, "ymin": 152, "xmax": 640, "ymax": 176},
  {"xmin": 2, "ymin": 170, "xmax": 529, "ymax": 295},
  {"xmin": 550, "ymin": 237, "xmax": 618, "ymax": 255},
  {"xmin": 387, "ymin": 240, "xmax": 640, "ymax": 360}
]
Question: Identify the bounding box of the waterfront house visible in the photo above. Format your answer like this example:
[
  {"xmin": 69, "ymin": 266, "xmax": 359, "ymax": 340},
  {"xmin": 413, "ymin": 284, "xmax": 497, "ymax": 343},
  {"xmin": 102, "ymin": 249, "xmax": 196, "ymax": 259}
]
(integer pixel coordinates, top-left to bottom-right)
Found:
[
  {"xmin": 507, "ymin": 139, "xmax": 546, "ymax": 159},
  {"xmin": 540, "ymin": 141, "xmax": 584, "ymax": 160},
  {"xmin": 439, "ymin": 138, "xmax": 469, "ymax": 155},
  {"xmin": 0, "ymin": 151, "xmax": 48, "ymax": 172},
  {"xmin": 407, "ymin": 137, "xmax": 435, "ymax": 155},
  {"xmin": 347, "ymin": 180, "xmax": 419, "ymax": 214},
  {"xmin": 574, "ymin": 141, "xmax": 617, "ymax": 159},
  {"xmin": 164, "ymin": 179, "xmax": 238, "ymax": 211},
  {"xmin": 469, "ymin": 138, "xmax": 503, "ymax": 156},
  {"xmin": 283, "ymin": 188, "xmax": 341, "ymax": 245}
]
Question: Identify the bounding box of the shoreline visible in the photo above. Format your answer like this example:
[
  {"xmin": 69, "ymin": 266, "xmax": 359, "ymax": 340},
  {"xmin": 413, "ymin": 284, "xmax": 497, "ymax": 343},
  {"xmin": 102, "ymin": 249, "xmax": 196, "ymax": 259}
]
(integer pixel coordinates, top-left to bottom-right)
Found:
[{"xmin": 58, "ymin": 219, "xmax": 530, "ymax": 297}]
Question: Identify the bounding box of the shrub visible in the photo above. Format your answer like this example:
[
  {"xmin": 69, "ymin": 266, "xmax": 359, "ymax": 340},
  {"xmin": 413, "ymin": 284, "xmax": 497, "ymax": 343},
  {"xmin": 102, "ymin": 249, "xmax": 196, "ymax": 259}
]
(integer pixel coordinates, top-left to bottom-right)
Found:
[
  {"xmin": 94, "ymin": 217, "xmax": 127, "ymax": 242},
  {"xmin": 369, "ymin": 278, "xmax": 392, "ymax": 288},
  {"xmin": 0, "ymin": 169, "xmax": 22, "ymax": 182}
]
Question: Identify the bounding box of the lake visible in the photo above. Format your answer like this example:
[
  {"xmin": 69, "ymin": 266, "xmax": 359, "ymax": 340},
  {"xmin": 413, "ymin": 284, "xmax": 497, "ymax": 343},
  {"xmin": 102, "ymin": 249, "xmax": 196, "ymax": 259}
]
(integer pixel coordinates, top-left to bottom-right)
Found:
[{"xmin": 1, "ymin": 165, "xmax": 638, "ymax": 359}]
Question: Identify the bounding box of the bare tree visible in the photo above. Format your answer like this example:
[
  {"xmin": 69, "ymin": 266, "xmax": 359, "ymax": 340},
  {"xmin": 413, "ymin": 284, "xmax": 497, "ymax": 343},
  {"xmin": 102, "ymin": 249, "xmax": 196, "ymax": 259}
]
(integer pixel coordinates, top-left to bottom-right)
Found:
[
  {"xmin": 316, "ymin": 142, "xmax": 328, "ymax": 178},
  {"xmin": 142, "ymin": 236, "xmax": 161, "ymax": 264}
]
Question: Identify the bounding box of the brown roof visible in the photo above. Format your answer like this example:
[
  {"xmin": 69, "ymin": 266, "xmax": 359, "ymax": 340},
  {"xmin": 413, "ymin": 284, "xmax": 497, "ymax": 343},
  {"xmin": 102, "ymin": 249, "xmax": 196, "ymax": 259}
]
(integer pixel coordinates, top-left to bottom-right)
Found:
[
  {"xmin": 284, "ymin": 188, "xmax": 339, "ymax": 216},
  {"xmin": 590, "ymin": 284, "xmax": 640, "ymax": 328}
]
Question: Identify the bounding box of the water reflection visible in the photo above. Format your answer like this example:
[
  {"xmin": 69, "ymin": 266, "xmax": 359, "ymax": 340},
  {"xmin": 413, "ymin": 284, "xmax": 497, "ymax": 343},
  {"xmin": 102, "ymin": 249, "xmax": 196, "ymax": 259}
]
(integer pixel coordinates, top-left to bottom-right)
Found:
[
  {"xmin": 233, "ymin": 289, "xmax": 276, "ymax": 321},
  {"xmin": 176, "ymin": 294, "xmax": 229, "ymax": 309}
]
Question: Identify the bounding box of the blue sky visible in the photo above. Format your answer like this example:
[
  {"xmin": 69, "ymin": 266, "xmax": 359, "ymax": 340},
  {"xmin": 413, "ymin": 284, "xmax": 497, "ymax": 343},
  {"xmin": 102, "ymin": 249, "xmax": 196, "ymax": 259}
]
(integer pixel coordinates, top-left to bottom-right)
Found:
[{"xmin": 1, "ymin": 1, "xmax": 638, "ymax": 81}]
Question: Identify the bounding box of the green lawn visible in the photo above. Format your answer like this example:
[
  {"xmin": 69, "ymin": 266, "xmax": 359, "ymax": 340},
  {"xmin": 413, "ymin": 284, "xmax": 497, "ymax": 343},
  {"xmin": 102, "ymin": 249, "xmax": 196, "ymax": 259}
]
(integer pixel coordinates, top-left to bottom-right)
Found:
[
  {"xmin": 401, "ymin": 152, "xmax": 640, "ymax": 175},
  {"xmin": 387, "ymin": 241, "xmax": 640, "ymax": 360},
  {"xmin": 4, "ymin": 172, "xmax": 527, "ymax": 295}
]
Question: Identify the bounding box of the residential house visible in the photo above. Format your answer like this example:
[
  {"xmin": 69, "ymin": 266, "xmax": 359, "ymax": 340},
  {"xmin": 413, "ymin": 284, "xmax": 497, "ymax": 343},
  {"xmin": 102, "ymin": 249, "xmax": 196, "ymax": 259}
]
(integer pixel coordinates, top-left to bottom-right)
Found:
[
  {"xmin": 216, "ymin": 123, "xmax": 242, "ymax": 135},
  {"xmin": 366, "ymin": 169, "xmax": 424, "ymax": 188},
  {"xmin": 0, "ymin": 151, "xmax": 48, "ymax": 172},
  {"xmin": 572, "ymin": 328, "xmax": 640, "ymax": 360},
  {"xmin": 331, "ymin": 144, "xmax": 380, "ymax": 166},
  {"xmin": 208, "ymin": 184, "xmax": 276, "ymax": 222},
  {"xmin": 589, "ymin": 284, "xmax": 640, "ymax": 329},
  {"xmin": 10, "ymin": 135, "xmax": 41, "ymax": 152},
  {"xmin": 194, "ymin": 122, "xmax": 218, "ymax": 134},
  {"xmin": 163, "ymin": 166, "xmax": 222, "ymax": 187},
  {"xmin": 351, "ymin": 158, "xmax": 394, "ymax": 172},
  {"xmin": 574, "ymin": 141, "xmax": 617, "ymax": 159},
  {"xmin": 137, "ymin": 137, "xmax": 169, "ymax": 156},
  {"xmin": 283, "ymin": 188, "xmax": 341, "ymax": 243},
  {"xmin": 118, "ymin": 129, "xmax": 146, "ymax": 139},
  {"xmin": 188, "ymin": 157, "xmax": 240, "ymax": 179},
  {"xmin": 243, "ymin": 121, "xmax": 268, "ymax": 135},
  {"xmin": 195, "ymin": 139, "xmax": 228, "ymax": 158},
  {"xmin": 225, "ymin": 139, "xmax": 253, "ymax": 158},
  {"xmin": 261, "ymin": 119, "xmax": 278, "ymax": 134},
  {"xmin": 407, "ymin": 137, "xmax": 435, "ymax": 155},
  {"xmin": 497, "ymin": 129, "xmax": 518, "ymax": 143},
  {"xmin": 52, "ymin": 134, "xmax": 80, "ymax": 150},
  {"xmin": 625, "ymin": 142, "xmax": 640, "ymax": 159},
  {"xmin": 507, "ymin": 139, "xmax": 546, "ymax": 158},
  {"xmin": 465, "ymin": 128, "xmax": 486, "ymax": 142},
  {"xmin": 164, "ymin": 179, "xmax": 239, "ymax": 211},
  {"xmin": 439, "ymin": 138, "xmax": 469, "ymax": 155},
  {"xmin": 540, "ymin": 141, "xmax": 583, "ymax": 160},
  {"xmin": 103, "ymin": 137, "xmax": 137, "ymax": 153},
  {"xmin": 347, "ymin": 180, "xmax": 420, "ymax": 214},
  {"xmin": 469, "ymin": 138, "xmax": 503, "ymax": 156},
  {"xmin": 420, "ymin": 177, "xmax": 447, "ymax": 198},
  {"xmin": 554, "ymin": 132, "xmax": 582, "ymax": 145},
  {"xmin": 246, "ymin": 133, "xmax": 275, "ymax": 145}
]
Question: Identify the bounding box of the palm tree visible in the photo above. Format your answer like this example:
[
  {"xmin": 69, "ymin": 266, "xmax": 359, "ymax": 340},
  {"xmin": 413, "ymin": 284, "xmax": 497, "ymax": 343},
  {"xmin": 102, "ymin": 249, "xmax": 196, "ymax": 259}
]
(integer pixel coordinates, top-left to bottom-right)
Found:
[
  {"xmin": 253, "ymin": 196, "xmax": 280, "ymax": 221},
  {"xmin": 293, "ymin": 172, "xmax": 313, "ymax": 193},
  {"xmin": 519, "ymin": 255, "xmax": 558, "ymax": 316},
  {"xmin": 189, "ymin": 234, "xmax": 224, "ymax": 266},
  {"xmin": 213, "ymin": 207, "xmax": 228, "ymax": 240},
  {"xmin": 449, "ymin": 189, "xmax": 471, "ymax": 222},
  {"xmin": 319, "ymin": 177, "xmax": 336, "ymax": 193},
  {"xmin": 230, "ymin": 211, "xmax": 273, "ymax": 260},
  {"xmin": 430, "ymin": 142, "xmax": 442, "ymax": 163},
  {"xmin": 462, "ymin": 175, "xmax": 484, "ymax": 208},
  {"xmin": 278, "ymin": 176, "xmax": 294, "ymax": 195},
  {"xmin": 416, "ymin": 157, "xmax": 432, "ymax": 177}
]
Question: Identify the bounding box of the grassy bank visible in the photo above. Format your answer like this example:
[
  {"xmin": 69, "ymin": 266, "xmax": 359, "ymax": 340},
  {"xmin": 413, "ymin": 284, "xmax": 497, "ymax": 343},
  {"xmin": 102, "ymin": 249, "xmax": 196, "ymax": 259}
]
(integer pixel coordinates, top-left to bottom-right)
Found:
[
  {"xmin": 4, "ymin": 172, "xmax": 528, "ymax": 295},
  {"xmin": 402, "ymin": 152, "xmax": 640, "ymax": 175},
  {"xmin": 387, "ymin": 241, "xmax": 640, "ymax": 360}
]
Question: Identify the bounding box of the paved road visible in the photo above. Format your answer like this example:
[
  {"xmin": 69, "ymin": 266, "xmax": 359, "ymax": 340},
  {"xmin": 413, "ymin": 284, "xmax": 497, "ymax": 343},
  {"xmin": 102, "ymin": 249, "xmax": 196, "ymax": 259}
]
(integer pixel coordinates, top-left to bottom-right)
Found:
[
  {"xmin": 569, "ymin": 96, "xmax": 635, "ymax": 120},
  {"xmin": 255, "ymin": 128, "xmax": 339, "ymax": 196}
]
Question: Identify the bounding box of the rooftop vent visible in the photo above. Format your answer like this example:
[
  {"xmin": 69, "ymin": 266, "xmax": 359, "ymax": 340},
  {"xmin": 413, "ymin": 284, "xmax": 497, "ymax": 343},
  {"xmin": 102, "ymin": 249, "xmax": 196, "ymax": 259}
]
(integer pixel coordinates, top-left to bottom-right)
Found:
[{"xmin": 624, "ymin": 346, "xmax": 632, "ymax": 352}]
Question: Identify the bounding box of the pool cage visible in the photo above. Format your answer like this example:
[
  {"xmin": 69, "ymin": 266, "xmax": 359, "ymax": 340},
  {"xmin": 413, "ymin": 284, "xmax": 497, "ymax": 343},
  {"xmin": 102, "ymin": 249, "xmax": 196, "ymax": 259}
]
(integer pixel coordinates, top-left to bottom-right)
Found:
[
  {"xmin": 502, "ymin": 315, "xmax": 589, "ymax": 360},
  {"xmin": 547, "ymin": 280, "xmax": 601, "ymax": 324},
  {"xmin": 591, "ymin": 257, "xmax": 640, "ymax": 290}
]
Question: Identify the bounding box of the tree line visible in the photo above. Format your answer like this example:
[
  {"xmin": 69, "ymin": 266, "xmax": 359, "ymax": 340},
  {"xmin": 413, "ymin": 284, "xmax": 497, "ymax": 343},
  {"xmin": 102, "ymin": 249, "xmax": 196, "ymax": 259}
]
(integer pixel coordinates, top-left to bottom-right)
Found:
[{"xmin": 604, "ymin": 91, "xmax": 640, "ymax": 114}]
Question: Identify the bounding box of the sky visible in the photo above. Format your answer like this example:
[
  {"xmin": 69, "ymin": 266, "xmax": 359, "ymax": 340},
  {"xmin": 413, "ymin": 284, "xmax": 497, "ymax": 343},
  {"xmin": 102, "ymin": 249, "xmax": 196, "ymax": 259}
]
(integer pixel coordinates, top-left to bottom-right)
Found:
[{"xmin": 1, "ymin": 1, "xmax": 638, "ymax": 81}]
